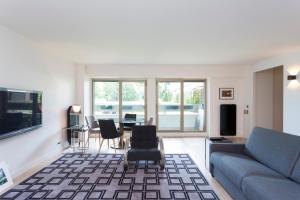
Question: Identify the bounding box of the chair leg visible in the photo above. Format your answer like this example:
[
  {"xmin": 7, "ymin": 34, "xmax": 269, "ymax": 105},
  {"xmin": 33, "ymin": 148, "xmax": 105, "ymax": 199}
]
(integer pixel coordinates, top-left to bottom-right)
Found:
[
  {"xmin": 113, "ymin": 139, "xmax": 116, "ymax": 154},
  {"xmin": 98, "ymin": 139, "xmax": 105, "ymax": 153},
  {"xmin": 98, "ymin": 135, "xmax": 101, "ymax": 148},
  {"xmin": 107, "ymin": 139, "xmax": 110, "ymax": 149}
]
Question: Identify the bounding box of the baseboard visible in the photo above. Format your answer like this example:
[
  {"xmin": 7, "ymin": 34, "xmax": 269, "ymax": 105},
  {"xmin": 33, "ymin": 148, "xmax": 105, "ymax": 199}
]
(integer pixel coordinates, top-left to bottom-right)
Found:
[
  {"xmin": 157, "ymin": 132, "xmax": 208, "ymax": 137},
  {"xmin": 12, "ymin": 149, "xmax": 62, "ymax": 183}
]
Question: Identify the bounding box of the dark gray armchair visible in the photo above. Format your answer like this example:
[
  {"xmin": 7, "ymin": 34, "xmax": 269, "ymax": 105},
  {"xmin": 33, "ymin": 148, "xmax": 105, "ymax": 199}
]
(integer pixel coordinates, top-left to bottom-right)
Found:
[{"xmin": 123, "ymin": 125, "xmax": 165, "ymax": 170}]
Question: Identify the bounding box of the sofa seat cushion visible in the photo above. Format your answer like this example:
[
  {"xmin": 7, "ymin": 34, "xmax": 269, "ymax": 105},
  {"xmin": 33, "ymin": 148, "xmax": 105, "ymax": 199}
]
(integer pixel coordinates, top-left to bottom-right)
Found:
[
  {"xmin": 291, "ymin": 157, "xmax": 300, "ymax": 183},
  {"xmin": 127, "ymin": 148, "xmax": 161, "ymax": 161},
  {"xmin": 210, "ymin": 152, "xmax": 283, "ymax": 189},
  {"xmin": 242, "ymin": 176, "xmax": 300, "ymax": 200}
]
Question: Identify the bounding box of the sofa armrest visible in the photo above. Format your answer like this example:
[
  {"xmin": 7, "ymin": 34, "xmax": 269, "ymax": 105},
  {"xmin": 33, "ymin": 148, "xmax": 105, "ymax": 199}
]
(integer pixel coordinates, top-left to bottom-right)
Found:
[
  {"xmin": 210, "ymin": 143, "xmax": 245, "ymax": 156},
  {"xmin": 209, "ymin": 143, "xmax": 245, "ymax": 175}
]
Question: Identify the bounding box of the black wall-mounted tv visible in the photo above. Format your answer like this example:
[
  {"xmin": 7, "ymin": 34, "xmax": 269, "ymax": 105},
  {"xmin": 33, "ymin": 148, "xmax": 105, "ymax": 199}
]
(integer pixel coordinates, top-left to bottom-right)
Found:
[{"xmin": 0, "ymin": 88, "xmax": 42, "ymax": 140}]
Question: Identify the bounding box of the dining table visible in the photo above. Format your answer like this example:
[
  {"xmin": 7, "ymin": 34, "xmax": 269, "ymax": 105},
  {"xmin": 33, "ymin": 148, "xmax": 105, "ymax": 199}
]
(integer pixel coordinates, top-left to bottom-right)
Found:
[{"xmin": 116, "ymin": 118, "xmax": 145, "ymax": 149}]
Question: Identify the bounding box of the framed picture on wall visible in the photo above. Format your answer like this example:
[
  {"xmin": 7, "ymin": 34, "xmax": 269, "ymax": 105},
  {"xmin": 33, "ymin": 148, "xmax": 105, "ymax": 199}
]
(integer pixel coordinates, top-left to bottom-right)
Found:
[
  {"xmin": 219, "ymin": 88, "xmax": 234, "ymax": 100},
  {"xmin": 0, "ymin": 162, "xmax": 13, "ymax": 193}
]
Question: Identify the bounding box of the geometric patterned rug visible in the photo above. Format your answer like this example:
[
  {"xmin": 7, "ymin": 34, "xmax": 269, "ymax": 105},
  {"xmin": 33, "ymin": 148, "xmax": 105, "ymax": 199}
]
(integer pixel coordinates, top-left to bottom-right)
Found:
[{"xmin": 0, "ymin": 154, "xmax": 219, "ymax": 200}]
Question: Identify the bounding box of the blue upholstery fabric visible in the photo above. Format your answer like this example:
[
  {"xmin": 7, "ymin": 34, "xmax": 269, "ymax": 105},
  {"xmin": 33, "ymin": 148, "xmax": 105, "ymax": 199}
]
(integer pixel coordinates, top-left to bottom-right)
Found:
[
  {"xmin": 245, "ymin": 127, "xmax": 300, "ymax": 176},
  {"xmin": 242, "ymin": 176, "xmax": 300, "ymax": 200},
  {"xmin": 291, "ymin": 157, "xmax": 300, "ymax": 183},
  {"xmin": 210, "ymin": 152, "xmax": 283, "ymax": 189},
  {"xmin": 213, "ymin": 167, "xmax": 247, "ymax": 200},
  {"xmin": 210, "ymin": 143, "xmax": 245, "ymax": 155}
]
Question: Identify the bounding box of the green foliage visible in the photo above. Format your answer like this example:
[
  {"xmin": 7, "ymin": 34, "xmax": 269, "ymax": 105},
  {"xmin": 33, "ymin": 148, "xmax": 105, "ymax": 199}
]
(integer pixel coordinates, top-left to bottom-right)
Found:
[
  {"xmin": 185, "ymin": 88, "xmax": 204, "ymax": 104},
  {"xmin": 123, "ymin": 84, "xmax": 138, "ymax": 101},
  {"xmin": 94, "ymin": 82, "xmax": 144, "ymax": 102},
  {"xmin": 94, "ymin": 82, "xmax": 118, "ymax": 101},
  {"xmin": 159, "ymin": 83, "xmax": 173, "ymax": 102}
]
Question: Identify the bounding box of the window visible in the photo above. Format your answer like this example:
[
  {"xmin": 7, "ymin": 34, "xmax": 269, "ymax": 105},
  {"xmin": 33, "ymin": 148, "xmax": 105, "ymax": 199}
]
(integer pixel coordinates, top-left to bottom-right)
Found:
[
  {"xmin": 93, "ymin": 80, "xmax": 146, "ymax": 122},
  {"xmin": 157, "ymin": 79, "xmax": 206, "ymax": 132},
  {"xmin": 157, "ymin": 81, "xmax": 181, "ymax": 131}
]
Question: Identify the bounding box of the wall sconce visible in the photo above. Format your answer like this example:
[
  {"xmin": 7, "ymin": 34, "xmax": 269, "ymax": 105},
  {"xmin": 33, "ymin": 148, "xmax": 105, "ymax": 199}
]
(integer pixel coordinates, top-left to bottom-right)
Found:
[{"xmin": 287, "ymin": 75, "xmax": 297, "ymax": 80}]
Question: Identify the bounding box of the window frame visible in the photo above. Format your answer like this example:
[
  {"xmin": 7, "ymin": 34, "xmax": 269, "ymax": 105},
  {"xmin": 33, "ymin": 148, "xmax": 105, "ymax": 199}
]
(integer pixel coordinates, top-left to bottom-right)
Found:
[
  {"xmin": 156, "ymin": 78, "xmax": 207, "ymax": 132},
  {"xmin": 92, "ymin": 79, "xmax": 147, "ymax": 123}
]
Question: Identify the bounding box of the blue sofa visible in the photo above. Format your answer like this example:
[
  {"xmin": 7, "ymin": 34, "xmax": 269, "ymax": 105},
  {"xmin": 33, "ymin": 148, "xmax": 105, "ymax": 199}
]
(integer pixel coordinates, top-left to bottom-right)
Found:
[{"xmin": 210, "ymin": 127, "xmax": 300, "ymax": 200}]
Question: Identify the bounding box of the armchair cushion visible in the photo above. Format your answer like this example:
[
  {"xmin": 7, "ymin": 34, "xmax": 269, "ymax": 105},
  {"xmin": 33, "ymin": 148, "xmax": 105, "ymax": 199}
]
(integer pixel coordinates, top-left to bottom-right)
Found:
[
  {"xmin": 131, "ymin": 126, "xmax": 158, "ymax": 148},
  {"xmin": 127, "ymin": 148, "xmax": 161, "ymax": 161}
]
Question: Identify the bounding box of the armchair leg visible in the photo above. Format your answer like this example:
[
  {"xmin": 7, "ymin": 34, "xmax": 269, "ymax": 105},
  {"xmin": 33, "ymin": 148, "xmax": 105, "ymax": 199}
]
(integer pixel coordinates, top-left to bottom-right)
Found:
[
  {"xmin": 159, "ymin": 137, "xmax": 165, "ymax": 170},
  {"xmin": 98, "ymin": 135, "xmax": 101, "ymax": 147},
  {"xmin": 98, "ymin": 138, "xmax": 105, "ymax": 153},
  {"xmin": 113, "ymin": 139, "xmax": 116, "ymax": 154},
  {"xmin": 123, "ymin": 137, "xmax": 129, "ymax": 171}
]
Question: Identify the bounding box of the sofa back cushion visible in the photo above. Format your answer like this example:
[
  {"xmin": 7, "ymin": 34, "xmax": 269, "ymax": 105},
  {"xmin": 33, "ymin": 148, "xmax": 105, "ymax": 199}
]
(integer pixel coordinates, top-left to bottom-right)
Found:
[
  {"xmin": 291, "ymin": 157, "xmax": 300, "ymax": 183},
  {"xmin": 245, "ymin": 127, "xmax": 300, "ymax": 177}
]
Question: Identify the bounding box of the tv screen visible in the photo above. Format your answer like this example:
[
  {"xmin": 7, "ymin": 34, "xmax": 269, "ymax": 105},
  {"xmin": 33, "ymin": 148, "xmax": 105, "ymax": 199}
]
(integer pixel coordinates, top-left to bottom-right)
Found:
[{"xmin": 0, "ymin": 88, "xmax": 42, "ymax": 140}]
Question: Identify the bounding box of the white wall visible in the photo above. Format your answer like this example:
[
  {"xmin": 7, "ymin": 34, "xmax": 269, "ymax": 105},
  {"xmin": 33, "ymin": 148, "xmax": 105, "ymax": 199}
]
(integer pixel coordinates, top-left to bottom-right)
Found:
[
  {"xmin": 77, "ymin": 64, "xmax": 251, "ymax": 138},
  {"xmin": 0, "ymin": 26, "xmax": 76, "ymax": 177},
  {"xmin": 254, "ymin": 50, "xmax": 300, "ymax": 136}
]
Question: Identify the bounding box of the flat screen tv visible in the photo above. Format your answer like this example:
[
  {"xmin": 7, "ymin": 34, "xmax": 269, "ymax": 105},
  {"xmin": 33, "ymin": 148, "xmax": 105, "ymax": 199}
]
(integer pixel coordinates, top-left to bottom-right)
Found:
[{"xmin": 0, "ymin": 88, "xmax": 42, "ymax": 140}]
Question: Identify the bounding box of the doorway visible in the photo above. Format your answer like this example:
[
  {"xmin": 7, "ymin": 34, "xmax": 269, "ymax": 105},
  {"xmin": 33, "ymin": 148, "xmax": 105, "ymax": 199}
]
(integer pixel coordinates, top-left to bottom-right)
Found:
[{"xmin": 254, "ymin": 65, "xmax": 283, "ymax": 131}]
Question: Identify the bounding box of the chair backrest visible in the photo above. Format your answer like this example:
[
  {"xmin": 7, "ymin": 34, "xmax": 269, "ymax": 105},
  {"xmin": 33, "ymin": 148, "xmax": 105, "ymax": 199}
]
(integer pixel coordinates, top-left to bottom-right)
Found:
[
  {"xmin": 131, "ymin": 125, "xmax": 158, "ymax": 149},
  {"xmin": 85, "ymin": 116, "xmax": 99, "ymax": 129},
  {"xmin": 124, "ymin": 113, "xmax": 137, "ymax": 120},
  {"xmin": 147, "ymin": 117, "xmax": 154, "ymax": 125},
  {"xmin": 98, "ymin": 119, "xmax": 119, "ymax": 139},
  {"xmin": 123, "ymin": 113, "xmax": 137, "ymax": 127}
]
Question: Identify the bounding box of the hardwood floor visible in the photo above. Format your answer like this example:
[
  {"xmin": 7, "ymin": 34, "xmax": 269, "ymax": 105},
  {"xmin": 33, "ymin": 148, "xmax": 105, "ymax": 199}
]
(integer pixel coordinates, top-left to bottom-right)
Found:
[{"xmin": 12, "ymin": 137, "xmax": 232, "ymax": 200}]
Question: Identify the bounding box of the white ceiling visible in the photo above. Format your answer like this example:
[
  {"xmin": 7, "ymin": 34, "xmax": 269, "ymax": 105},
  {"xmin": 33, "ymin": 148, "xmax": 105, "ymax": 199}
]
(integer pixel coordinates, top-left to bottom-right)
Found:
[{"xmin": 0, "ymin": 0, "xmax": 300, "ymax": 65}]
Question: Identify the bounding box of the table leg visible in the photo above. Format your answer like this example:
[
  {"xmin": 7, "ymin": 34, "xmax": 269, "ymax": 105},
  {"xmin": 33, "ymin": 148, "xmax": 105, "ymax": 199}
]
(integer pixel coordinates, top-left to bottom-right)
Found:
[{"xmin": 119, "ymin": 123, "xmax": 125, "ymax": 149}]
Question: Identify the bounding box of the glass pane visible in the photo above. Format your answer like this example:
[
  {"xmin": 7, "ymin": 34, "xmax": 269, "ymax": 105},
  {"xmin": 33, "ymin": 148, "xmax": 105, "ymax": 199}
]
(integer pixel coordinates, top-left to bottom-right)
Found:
[
  {"xmin": 93, "ymin": 81, "xmax": 119, "ymax": 121},
  {"xmin": 158, "ymin": 82, "xmax": 181, "ymax": 130},
  {"xmin": 122, "ymin": 81, "xmax": 145, "ymax": 121},
  {"xmin": 184, "ymin": 81, "xmax": 205, "ymax": 131}
]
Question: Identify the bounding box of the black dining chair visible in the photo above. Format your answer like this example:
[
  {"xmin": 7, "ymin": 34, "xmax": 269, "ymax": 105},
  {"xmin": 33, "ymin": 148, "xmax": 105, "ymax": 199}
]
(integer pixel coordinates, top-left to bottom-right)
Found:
[
  {"xmin": 85, "ymin": 116, "xmax": 101, "ymax": 146},
  {"xmin": 98, "ymin": 119, "xmax": 121, "ymax": 154},
  {"xmin": 146, "ymin": 117, "xmax": 154, "ymax": 125},
  {"xmin": 123, "ymin": 113, "xmax": 137, "ymax": 131}
]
